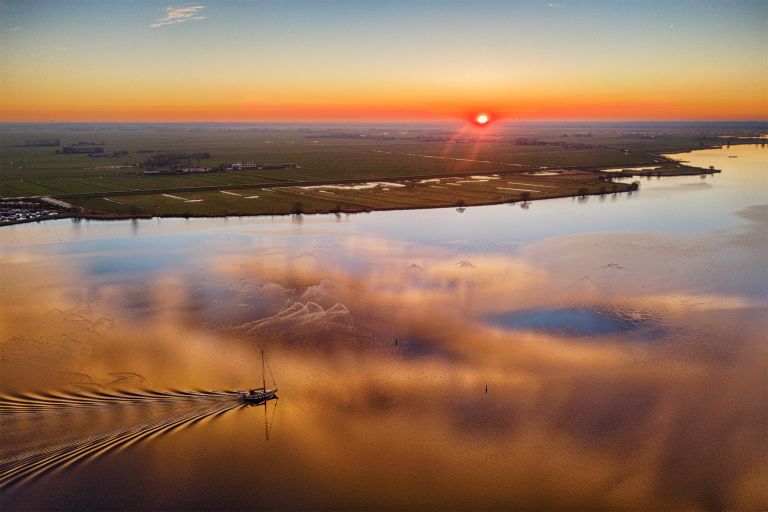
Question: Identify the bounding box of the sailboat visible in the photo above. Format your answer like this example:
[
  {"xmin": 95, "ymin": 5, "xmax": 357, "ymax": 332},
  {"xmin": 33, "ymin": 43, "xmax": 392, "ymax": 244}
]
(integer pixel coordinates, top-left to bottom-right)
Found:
[{"xmin": 238, "ymin": 350, "xmax": 278, "ymax": 404}]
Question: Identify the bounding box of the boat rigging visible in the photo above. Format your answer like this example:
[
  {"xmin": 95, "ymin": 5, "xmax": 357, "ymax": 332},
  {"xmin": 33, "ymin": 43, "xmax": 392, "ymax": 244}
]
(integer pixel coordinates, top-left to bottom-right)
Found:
[{"xmin": 238, "ymin": 349, "xmax": 278, "ymax": 404}]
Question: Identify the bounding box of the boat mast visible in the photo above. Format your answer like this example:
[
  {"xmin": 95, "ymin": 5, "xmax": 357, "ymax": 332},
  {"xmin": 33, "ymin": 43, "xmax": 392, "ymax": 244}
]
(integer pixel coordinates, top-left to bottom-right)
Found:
[{"xmin": 261, "ymin": 349, "xmax": 267, "ymax": 392}]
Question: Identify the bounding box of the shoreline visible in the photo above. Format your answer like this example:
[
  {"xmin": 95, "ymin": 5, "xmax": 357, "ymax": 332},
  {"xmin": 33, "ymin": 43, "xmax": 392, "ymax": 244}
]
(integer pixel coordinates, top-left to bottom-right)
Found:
[
  {"xmin": 0, "ymin": 164, "xmax": 720, "ymax": 227},
  {"xmin": 0, "ymin": 144, "xmax": 740, "ymax": 227},
  {"xmin": 0, "ymin": 191, "xmax": 620, "ymax": 225}
]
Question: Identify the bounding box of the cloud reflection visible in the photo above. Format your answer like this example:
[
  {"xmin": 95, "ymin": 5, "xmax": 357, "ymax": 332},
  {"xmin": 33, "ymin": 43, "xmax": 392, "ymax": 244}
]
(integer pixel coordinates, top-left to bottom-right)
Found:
[{"xmin": 1, "ymin": 210, "xmax": 766, "ymax": 509}]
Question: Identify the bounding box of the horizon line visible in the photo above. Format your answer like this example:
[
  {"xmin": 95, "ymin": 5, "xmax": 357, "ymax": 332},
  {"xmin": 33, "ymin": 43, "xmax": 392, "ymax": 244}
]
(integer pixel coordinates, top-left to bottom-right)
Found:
[{"xmin": 2, "ymin": 119, "xmax": 767, "ymax": 125}]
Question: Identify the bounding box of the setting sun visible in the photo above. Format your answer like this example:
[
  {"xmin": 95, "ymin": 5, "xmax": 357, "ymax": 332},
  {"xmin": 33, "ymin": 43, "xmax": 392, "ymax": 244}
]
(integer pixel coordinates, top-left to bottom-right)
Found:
[{"xmin": 475, "ymin": 113, "xmax": 490, "ymax": 125}]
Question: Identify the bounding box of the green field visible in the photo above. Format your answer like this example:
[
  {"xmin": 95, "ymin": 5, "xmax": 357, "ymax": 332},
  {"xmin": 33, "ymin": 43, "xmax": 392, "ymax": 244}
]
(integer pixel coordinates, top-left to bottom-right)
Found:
[
  {"xmin": 67, "ymin": 173, "xmax": 628, "ymax": 216},
  {"xmin": 1, "ymin": 122, "xmax": 762, "ymax": 219}
]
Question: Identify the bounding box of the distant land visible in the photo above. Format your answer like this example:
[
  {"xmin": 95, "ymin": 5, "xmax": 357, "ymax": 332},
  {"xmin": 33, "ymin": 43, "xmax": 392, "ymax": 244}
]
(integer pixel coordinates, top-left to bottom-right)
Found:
[{"xmin": 1, "ymin": 121, "xmax": 766, "ymax": 225}]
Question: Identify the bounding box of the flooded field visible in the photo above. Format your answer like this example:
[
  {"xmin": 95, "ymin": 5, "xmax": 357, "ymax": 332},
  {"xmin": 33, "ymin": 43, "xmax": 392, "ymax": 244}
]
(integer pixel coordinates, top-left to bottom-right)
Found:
[{"xmin": 1, "ymin": 144, "xmax": 766, "ymax": 510}]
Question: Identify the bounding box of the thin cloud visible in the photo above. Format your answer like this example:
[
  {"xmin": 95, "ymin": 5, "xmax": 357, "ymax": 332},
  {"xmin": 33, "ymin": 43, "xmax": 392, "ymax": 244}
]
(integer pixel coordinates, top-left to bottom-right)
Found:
[
  {"xmin": 150, "ymin": 5, "xmax": 207, "ymax": 28},
  {"xmin": 7, "ymin": 26, "xmax": 21, "ymax": 32}
]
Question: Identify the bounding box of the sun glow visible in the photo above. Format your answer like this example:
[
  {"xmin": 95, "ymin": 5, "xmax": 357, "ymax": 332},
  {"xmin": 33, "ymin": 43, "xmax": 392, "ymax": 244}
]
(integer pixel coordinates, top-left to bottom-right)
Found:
[{"xmin": 475, "ymin": 113, "xmax": 490, "ymax": 125}]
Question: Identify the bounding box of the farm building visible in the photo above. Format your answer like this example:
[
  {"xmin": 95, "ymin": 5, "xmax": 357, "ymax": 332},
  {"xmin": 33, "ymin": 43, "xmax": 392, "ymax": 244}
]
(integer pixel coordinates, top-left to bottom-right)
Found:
[{"xmin": 231, "ymin": 162, "xmax": 296, "ymax": 170}]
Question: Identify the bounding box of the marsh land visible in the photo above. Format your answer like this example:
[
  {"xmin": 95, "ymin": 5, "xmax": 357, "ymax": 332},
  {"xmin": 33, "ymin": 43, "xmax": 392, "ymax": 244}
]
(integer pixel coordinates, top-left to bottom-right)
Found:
[{"xmin": 2, "ymin": 122, "xmax": 763, "ymax": 223}]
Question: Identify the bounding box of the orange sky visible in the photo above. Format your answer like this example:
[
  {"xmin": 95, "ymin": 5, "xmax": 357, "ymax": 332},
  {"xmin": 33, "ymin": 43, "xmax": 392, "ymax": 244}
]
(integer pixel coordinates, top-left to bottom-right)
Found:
[{"xmin": 1, "ymin": 1, "xmax": 766, "ymax": 122}]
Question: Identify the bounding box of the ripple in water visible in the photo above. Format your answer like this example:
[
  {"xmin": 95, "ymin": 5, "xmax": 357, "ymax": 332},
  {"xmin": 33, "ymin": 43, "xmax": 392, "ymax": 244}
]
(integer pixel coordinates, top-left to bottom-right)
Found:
[{"xmin": 0, "ymin": 389, "xmax": 247, "ymax": 490}]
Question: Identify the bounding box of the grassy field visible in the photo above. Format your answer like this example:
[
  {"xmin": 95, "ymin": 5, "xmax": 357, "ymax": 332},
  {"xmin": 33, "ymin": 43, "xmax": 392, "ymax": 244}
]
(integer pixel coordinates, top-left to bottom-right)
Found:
[
  {"xmin": 65, "ymin": 172, "xmax": 626, "ymax": 216},
  {"xmin": 1, "ymin": 122, "xmax": 762, "ymax": 219}
]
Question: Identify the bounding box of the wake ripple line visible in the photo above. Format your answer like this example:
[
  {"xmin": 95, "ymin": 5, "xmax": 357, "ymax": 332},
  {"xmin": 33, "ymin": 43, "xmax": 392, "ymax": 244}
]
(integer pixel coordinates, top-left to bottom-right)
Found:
[
  {"xmin": 0, "ymin": 401, "xmax": 243, "ymax": 490},
  {"xmin": 0, "ymin": 389, "xmax": 239, "ymax": 415}
]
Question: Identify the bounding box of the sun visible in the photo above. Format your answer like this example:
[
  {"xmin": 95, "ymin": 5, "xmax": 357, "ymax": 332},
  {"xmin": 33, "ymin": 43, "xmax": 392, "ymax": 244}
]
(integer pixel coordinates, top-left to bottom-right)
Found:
[{"xmin": 475, "ymin": 113, "xmax": 490, "ymax": 125}]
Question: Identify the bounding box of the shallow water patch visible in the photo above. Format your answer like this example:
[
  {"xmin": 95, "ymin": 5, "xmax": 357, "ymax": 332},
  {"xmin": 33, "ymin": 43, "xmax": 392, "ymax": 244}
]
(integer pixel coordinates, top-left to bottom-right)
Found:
[{"xmin": 485, "ymin": 305, "xmax": 667, "ymax": 339}]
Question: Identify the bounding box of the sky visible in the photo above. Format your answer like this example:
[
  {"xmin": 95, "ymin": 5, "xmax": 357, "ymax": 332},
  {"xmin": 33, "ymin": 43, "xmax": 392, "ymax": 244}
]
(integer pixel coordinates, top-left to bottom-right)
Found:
[{"xmin": 0, "ymin": 0, "xmax": 766, "ymax": 122}]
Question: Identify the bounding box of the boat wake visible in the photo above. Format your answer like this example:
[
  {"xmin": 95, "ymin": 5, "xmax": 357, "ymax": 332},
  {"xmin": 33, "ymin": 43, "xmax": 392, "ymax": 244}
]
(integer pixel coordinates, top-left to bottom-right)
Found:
[
  {"xmin": 0, "ymin": 388, "xmax": 238, "ymax": 415},
  {"xmin": 0, "ymin": 389, "xmax": 244, "ymax": 490}
]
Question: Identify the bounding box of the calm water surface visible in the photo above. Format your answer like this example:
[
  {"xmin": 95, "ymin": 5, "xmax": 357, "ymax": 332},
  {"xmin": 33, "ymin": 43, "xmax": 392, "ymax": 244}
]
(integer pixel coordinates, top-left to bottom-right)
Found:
[{"xmin": 1, "ymin": 144, "xmax": 766, "ymax": 510}]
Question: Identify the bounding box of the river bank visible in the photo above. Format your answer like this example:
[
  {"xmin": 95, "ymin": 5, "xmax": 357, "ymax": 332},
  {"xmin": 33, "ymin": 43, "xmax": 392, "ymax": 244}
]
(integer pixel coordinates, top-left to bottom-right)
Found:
[{"xmin": 2, "ymin": 162, "xmax": 724, "ymax": 226}]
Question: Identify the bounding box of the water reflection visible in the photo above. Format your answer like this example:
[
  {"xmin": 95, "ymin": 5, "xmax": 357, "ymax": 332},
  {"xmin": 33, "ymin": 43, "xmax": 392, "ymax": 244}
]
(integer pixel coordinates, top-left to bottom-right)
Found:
[
  {"xmin": 1, "ymin": 145, "xmax": 766, "ymax": 510},
  {"xmin": 486, "ymin": 306, "xmax": 668, "ymax": 338}
]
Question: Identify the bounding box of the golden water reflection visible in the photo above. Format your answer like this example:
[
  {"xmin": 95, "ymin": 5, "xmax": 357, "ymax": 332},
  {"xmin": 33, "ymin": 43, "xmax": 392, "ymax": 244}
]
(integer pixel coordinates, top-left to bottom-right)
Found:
[
  {"xmin": 1, "ymin": 196, "xmax": 766, "ymax": 510},
  {"xmin": 2, "ymin": 145, "xmax": 768, "ymax": 509}
]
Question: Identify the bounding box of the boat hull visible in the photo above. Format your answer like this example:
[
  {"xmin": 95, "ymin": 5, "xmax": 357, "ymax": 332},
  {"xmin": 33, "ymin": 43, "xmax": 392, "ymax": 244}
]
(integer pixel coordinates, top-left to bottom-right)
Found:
[{"xmin": 238, "ymin": 388, "xmax": 278, "ymax": 403}]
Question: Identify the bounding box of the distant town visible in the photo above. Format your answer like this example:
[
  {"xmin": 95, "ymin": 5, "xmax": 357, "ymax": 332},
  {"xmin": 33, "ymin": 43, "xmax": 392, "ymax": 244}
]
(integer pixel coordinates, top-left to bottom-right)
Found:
[{"xmin": 0, "ymin": 197, "xmax": 75, "ymax": 224}]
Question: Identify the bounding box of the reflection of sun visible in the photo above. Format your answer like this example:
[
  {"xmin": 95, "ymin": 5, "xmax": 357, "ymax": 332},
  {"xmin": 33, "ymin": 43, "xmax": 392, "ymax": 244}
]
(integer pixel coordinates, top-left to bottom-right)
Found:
[{"xmin": 475, "ymin": 113, "xmax": 489, "ymax": 125}]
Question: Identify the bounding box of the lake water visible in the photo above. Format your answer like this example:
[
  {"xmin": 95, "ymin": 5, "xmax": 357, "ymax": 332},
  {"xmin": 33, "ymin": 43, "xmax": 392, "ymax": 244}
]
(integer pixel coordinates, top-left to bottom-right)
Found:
[{"xmin": 1, "ymin": 144, "xmax": 766, "ymax": 510}]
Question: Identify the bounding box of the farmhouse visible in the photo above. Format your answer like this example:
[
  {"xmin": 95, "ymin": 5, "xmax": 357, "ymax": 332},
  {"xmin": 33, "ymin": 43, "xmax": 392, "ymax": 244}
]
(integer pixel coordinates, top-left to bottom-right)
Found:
[
  {"xmin": 61, "ymin": 146, "xmax": 104, "ymax": 154},
  {"xmin": 23, "ymin": 139, "xmax": 60, "ymax": 147},
  {"xmin": 231, "ymin": 162, "xmax": 296, "ymax": 170}
]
